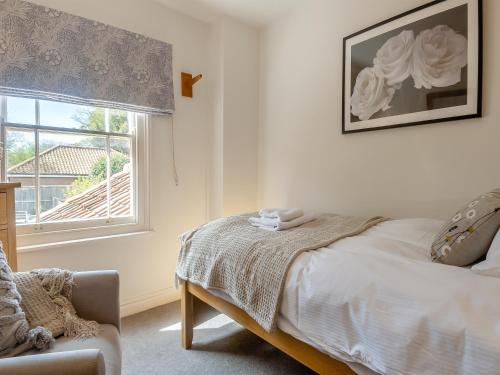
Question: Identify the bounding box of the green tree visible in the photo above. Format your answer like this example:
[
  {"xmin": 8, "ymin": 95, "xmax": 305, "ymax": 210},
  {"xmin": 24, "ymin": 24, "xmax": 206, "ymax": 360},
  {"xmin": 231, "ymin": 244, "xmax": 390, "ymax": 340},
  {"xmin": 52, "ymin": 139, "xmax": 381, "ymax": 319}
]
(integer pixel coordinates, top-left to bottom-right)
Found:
[
  {"xmin": 89, "ymin": 153, "xmax": 130, "ymax": 180},
  {"xmin": 7, "ymin": 145, "xmax": 35, "ymax": 167},
  {"xmin": 5, "ymin": 131, "xmax": 35, "ymax": 168},
  {"xmin": 72, "ymin": 108, "xmax": 130, "ymax": 153},
  {"xmin": 72, "ymin": 108, "xmax": 129, "ymax": 133},
  {"xmin": 65, "ymin": 176, "xmax": 101, "ymax": 198}
]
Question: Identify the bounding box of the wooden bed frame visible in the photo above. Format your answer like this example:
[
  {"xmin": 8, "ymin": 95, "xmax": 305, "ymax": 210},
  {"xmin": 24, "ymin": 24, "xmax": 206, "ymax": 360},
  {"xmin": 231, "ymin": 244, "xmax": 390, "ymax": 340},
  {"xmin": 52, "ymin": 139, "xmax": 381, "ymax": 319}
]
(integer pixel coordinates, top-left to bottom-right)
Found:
[{"xmin": 180, "ymin": 280, "xmax": 355, "ymax": 375}]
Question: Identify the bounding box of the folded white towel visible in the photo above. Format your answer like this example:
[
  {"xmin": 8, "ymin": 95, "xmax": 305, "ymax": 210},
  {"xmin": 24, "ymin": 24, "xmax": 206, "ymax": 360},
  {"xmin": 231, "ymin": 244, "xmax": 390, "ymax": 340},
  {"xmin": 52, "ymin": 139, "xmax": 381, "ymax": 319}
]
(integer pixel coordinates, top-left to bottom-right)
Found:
[
  {"xmin": 248, "ymin": 216, "xmax": 281, "ymax": 227},
  {"xmin": 258, "ymin": 208, "xmax": 304, "ymax": 222},
  {"xmin": 250, "ymin": 213, "xmax": 317, "ymax": 231}
]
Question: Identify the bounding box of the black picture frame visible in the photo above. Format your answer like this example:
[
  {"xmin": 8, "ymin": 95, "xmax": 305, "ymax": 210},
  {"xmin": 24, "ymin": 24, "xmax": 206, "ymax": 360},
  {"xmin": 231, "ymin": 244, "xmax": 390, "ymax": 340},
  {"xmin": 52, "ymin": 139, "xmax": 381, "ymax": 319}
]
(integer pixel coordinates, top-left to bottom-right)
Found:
[{"xmin": 342, "ymin": 0, "xmax": 483, "ymax": 134}]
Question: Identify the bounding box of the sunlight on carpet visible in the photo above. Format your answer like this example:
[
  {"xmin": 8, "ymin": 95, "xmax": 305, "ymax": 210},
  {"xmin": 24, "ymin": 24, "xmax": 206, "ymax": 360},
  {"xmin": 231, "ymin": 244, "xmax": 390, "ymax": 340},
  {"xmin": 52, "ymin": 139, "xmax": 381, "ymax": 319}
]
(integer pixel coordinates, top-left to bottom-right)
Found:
[{"xmin": 159, "ymin": 313, "xmax": 235, "ymax": 332}]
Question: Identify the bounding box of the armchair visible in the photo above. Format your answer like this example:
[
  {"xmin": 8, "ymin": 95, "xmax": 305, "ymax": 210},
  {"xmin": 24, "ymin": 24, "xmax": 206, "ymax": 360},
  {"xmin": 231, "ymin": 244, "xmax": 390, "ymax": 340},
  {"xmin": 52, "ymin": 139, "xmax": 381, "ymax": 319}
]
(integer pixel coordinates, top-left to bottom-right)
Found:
[{"xmin": 0, "ymin": 271, "xmax": 121, "ymax": 375}]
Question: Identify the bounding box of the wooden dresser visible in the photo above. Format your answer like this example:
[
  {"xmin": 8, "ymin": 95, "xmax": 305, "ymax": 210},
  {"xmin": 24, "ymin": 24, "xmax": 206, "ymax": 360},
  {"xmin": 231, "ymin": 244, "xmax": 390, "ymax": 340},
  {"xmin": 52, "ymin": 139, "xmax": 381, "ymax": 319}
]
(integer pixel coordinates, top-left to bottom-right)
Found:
[{"xmin": 0, "ymin": 183, "xmax": 21, "ymax": 271}]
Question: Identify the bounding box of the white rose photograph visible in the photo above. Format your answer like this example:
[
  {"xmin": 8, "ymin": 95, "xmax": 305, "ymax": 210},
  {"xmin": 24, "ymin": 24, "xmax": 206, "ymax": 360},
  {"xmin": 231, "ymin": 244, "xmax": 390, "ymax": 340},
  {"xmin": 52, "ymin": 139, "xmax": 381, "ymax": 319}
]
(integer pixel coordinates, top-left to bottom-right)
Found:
[{"xmin": 343, "ymin": 0, "xmax": 482, "ymax": 133}]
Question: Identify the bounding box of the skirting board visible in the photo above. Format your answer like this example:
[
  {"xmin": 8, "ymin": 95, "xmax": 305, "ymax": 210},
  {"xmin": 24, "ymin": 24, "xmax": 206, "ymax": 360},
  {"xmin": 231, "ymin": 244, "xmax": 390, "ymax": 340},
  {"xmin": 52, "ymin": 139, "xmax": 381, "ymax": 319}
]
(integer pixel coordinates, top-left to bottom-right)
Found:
[{"xmin": 121, "ymin": 287, "xmax": 180, "ymax": 317}]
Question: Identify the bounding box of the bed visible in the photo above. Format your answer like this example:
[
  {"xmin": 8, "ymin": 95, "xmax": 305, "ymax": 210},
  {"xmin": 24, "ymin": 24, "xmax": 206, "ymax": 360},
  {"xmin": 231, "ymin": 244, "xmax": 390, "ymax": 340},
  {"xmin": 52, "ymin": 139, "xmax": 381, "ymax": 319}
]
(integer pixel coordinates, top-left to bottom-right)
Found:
[{"xmin": 179, "ymin": 218, "xmax": 500, "ymax": 374}]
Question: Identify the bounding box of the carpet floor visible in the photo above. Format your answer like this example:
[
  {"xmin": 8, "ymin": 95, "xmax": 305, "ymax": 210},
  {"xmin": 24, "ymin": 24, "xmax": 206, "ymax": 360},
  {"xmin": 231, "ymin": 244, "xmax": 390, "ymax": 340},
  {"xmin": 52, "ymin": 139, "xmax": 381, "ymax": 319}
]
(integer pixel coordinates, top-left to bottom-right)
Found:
[{"xmin": 121, "ymin": 299, "xmax": 314, "ymax": 374}]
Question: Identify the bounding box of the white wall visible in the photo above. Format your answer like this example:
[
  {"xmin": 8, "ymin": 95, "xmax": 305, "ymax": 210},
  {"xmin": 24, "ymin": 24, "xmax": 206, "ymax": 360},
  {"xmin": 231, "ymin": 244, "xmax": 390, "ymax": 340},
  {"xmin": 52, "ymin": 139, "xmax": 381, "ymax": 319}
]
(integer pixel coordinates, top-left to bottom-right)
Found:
[
  {"xmin": 210, "ymin": 18, "xmax": 259, "ymax": 217},
  {"xmin": 259, "ymin": 0, "xmax": 500, "ymax": 220},
  {"xmin": 18, "ymin": 0, "xmax": 259, "ymax": 315}
]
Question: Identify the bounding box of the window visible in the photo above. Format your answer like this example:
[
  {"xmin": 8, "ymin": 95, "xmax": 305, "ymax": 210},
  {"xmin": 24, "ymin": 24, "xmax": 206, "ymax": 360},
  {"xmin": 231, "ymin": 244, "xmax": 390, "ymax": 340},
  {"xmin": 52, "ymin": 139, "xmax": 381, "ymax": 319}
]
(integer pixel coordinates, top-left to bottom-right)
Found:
[{"xmin": 0, "ymin": 96, "xmax": 148, "ymax": 246}]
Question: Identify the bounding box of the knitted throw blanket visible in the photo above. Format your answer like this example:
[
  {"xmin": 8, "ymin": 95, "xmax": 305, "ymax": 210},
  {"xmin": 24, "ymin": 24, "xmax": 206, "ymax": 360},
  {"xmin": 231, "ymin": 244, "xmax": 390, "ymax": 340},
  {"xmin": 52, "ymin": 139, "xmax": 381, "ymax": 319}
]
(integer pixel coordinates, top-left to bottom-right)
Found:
[
  {"xmin": 0, "ymin": 250, "xmax": 53, "ymax": 358},
  {"xmin": 14, "ymin": 269, "xmax": 100, "ymax": 339},
  {"xmin": 176, "ymin": 213, "xmax": 386, "ymax": 332}
]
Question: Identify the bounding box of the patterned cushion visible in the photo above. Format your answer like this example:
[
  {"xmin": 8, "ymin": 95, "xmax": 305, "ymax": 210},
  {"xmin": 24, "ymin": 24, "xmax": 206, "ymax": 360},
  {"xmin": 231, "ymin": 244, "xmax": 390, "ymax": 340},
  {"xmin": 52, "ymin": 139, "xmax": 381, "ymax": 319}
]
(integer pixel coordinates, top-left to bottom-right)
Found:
[{"xmin": 431, "ymin": 189, "xmax": 500, "ymax": 266}]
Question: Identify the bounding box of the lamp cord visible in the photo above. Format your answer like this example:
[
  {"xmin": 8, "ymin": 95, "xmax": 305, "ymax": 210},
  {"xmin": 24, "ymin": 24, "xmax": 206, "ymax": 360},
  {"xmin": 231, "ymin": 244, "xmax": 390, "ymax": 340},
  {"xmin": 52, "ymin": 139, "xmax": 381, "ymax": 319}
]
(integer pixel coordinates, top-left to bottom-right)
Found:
[{"xmin": 171, "ymin": 116, "xmax": 179, "ymax": 186}]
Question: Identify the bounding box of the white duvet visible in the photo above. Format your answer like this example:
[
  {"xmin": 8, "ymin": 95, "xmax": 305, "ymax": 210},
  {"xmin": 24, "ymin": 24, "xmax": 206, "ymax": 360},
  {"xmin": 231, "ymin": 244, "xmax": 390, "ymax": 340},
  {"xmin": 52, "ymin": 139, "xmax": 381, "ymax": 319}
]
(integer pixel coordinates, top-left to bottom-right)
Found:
[{"xmin": 278, "ymin": 218, "xmax": 500, "ymax": 375}]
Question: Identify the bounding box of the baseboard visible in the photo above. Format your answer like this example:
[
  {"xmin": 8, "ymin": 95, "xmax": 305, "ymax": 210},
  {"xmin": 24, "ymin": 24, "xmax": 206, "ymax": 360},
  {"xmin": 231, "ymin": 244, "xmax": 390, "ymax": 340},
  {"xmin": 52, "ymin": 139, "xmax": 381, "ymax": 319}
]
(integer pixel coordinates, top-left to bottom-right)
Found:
[{"xmin": 120, "ymin": 287, "xmax": 180, "ymax": 317}]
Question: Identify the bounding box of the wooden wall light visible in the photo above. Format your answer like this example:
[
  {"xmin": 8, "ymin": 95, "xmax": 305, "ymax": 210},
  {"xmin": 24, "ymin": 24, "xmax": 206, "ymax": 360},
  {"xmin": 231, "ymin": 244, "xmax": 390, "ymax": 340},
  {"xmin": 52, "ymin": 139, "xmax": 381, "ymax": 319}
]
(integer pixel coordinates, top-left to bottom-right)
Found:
[{"xmin": 181, "ymin": 72, "xmax": 203, "ymax": 98}]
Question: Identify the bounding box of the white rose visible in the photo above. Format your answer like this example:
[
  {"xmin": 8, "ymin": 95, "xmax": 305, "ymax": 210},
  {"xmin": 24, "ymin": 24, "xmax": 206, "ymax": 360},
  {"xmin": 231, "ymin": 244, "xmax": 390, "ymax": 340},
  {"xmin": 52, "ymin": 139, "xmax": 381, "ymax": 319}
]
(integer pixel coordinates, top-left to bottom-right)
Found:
[
  {"xmin": 373, "ymin": 30, "xmax": 415, "ymax": 86},
  {"xmin": 411, "ymin": 25, "xmax": 467, "ymax": 89},
  {"xmin": 351, "ymin": 67, "xmax": 396, "ymax": 121}
]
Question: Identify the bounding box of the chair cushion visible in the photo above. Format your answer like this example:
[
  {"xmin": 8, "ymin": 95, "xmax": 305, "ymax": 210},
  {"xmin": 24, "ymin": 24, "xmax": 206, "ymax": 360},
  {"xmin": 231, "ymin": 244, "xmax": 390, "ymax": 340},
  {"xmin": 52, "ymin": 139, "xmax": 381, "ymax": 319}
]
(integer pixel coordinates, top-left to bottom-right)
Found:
[
  {"xmin": 431, "ymin": 189, "xmax": 500, "ymax": 266},
  {"xmin": 22, "ymin": 324, "xmax": 121, "ymax": 375}
]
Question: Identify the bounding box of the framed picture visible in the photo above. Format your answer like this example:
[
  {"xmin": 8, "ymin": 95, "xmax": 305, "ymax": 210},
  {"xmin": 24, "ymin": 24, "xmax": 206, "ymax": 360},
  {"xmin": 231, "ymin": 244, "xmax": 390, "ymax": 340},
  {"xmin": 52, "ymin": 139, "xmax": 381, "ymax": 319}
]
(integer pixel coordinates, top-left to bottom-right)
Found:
[{"xmin": 342, "ymin": 0, "xmax": 482, "ymax": 134}]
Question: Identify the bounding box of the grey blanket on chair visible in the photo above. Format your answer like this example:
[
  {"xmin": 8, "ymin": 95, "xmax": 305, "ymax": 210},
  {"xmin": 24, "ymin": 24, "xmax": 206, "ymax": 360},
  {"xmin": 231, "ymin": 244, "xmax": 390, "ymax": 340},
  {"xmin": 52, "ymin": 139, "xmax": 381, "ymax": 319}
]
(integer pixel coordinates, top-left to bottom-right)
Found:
[{"xmin": 176, "ymin": 213, "xmax": 386, "ymax": 332}]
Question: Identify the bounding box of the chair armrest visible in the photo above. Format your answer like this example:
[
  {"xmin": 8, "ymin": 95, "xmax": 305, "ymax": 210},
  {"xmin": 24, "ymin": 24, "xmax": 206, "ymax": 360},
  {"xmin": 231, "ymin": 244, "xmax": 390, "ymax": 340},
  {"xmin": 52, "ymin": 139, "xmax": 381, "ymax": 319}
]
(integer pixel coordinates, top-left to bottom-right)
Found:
[
  {"xmin": 0, "ymin": 349, "xmax": 105, "ymax": 375},
  {"xmin": 72, "ymin": 271, "xmax": 120, "ymax": 331}
]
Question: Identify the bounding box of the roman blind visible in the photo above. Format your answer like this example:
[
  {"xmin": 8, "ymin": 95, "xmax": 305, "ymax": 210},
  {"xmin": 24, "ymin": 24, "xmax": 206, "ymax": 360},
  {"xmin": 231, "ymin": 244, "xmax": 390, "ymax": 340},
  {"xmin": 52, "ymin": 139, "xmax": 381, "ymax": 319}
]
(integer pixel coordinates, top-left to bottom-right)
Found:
[{"xmin": 0, "ymin": 0, "xmax": 174, "ymax": 114}]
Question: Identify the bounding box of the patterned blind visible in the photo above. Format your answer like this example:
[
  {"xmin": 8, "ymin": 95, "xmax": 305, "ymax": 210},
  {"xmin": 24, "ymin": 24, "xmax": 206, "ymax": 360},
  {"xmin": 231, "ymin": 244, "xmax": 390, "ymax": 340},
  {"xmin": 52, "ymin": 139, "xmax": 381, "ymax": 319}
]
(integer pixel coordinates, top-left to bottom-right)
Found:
[{"xmin": 0, "ymin": 0, "xmax": 174, "ymax": 114}]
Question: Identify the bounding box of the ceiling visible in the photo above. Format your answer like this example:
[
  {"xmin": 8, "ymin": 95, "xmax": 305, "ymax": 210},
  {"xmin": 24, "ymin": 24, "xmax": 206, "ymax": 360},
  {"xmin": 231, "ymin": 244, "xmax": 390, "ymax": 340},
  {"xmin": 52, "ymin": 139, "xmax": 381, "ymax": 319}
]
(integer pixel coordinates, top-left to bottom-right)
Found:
[{"xmin": 153, "ymin": 0, "xmax": 302, "ymax": 28}]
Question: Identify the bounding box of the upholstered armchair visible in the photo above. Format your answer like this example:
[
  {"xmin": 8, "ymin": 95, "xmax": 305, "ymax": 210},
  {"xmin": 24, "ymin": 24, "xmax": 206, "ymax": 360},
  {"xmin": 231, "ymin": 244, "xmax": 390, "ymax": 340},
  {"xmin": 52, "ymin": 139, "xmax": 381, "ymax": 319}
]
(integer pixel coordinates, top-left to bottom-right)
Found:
[{"xmin": 0, "ymin": 271, "xmax": 121, "ymax": 375}]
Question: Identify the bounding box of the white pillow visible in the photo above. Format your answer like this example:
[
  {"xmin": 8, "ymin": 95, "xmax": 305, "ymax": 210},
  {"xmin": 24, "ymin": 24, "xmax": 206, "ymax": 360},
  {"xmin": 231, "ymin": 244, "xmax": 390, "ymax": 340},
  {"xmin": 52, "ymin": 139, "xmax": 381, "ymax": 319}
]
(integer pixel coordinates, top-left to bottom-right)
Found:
[
  {"xmin": 486, "ymin": 229, "xmax": 500, "ymax": 259},
  {"xmin": 471, "ymin": 229, "xmax": 500, "ymax": 277}
]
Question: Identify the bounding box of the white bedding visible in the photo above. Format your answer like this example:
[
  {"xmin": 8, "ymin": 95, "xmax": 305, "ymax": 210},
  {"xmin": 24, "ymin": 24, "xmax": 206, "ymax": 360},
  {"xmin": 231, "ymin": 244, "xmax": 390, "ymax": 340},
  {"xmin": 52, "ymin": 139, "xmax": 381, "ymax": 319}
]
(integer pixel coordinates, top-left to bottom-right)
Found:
[{"xmin": 278, "ymin": 218, "xmax": 500, "ymax": 374}]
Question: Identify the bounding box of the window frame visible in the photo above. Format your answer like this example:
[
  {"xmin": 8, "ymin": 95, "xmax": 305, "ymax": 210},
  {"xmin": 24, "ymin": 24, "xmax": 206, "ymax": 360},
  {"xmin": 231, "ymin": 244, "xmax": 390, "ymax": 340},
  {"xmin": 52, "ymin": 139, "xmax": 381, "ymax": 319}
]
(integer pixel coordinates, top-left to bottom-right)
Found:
[{"xmin": 0, "ymin": 96, "xmax": 150, "ymax": 248}]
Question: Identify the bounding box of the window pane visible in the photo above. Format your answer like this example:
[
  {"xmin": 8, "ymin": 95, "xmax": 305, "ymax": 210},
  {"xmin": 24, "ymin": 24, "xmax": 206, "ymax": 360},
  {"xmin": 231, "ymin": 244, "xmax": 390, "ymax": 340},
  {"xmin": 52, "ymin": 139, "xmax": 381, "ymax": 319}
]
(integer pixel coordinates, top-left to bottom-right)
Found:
[
  {"xmin": 110, "ymin": 109, "xmax": 130, "ymax": 134},
  {"xmin": 5, "ymin": 129, "xmax": 35, "ymax": 169},
  {"xmin": 110, "ymin": 137, "xmax": 132, "ymax": 217},
  {"xmin": 39, "ymin": 100, "xmax": 102, "ymax": 131},
  {"xmin": 5, "ymin": 129, "xmax": 36, "ymax": 224},
  {"xmin": 12, "ymin": 181, "xmax": 36, "ymax": 224},
  {"xmin": 38, "ymin": 132, "xmax": 108, "ymax": 222},
  {"xmin": 6, "ymin": 97, "xmax": 36, "ymax": 125}
]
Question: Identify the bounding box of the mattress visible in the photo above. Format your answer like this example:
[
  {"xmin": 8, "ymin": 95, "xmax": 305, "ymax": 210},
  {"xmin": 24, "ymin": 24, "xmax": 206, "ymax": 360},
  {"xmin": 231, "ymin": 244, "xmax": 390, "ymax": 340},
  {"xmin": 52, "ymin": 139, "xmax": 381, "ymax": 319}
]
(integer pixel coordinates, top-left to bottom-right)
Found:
[{"xmin": 208, "ymin": 218, "xmax": 500, "ymax": 374}]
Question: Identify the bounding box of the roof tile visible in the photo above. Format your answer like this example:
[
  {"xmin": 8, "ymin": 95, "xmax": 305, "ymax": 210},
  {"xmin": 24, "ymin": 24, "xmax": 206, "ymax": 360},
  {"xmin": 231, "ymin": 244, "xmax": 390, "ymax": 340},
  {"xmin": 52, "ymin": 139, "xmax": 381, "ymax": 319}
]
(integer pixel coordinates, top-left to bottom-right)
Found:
[
  {"xmin": 40, "ymin": 171, "xmax": 131, "ymax": 222},
  {"xmin": 8, "ymin": 145, "xmax": 108, "ymax": 176}
]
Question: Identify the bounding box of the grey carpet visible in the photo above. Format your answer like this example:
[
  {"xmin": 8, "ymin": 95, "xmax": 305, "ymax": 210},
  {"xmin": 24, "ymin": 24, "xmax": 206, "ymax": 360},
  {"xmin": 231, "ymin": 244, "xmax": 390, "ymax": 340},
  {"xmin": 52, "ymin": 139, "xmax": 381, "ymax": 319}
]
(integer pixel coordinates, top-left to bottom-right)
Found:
[{"xmin": 121, "ymin": 299, "xmax": 314, "ymax": 374}]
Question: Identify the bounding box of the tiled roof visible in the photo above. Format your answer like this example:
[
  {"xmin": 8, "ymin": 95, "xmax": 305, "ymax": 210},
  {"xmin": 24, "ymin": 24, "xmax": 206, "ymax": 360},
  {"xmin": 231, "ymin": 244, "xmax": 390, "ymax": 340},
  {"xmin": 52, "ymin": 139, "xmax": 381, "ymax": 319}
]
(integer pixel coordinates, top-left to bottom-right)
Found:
[
  {"xmin": 8, "ymin": 145, "xmax": 108, "ymax": 176},
  {"xmin": 40, "ymin": 170, "xmax": 131, "ymax": 222}
]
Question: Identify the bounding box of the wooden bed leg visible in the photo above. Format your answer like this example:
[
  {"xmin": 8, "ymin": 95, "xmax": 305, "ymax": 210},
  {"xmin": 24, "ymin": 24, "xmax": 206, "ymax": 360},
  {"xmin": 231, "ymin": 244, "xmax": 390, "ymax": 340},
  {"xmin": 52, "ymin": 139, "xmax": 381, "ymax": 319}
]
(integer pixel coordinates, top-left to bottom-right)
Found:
[{"xmin": 181, "ymin": 281, "xmax": 193, "ymax": 349}]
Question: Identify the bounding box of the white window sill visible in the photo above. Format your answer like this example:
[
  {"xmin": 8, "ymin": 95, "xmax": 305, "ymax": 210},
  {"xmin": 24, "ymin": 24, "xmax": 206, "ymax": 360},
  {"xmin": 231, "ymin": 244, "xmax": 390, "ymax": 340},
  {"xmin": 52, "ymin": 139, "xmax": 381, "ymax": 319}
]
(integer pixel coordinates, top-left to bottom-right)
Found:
[{"xmin": 18, "ymin": 230, "xmax": 154, "ymax": 253}]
